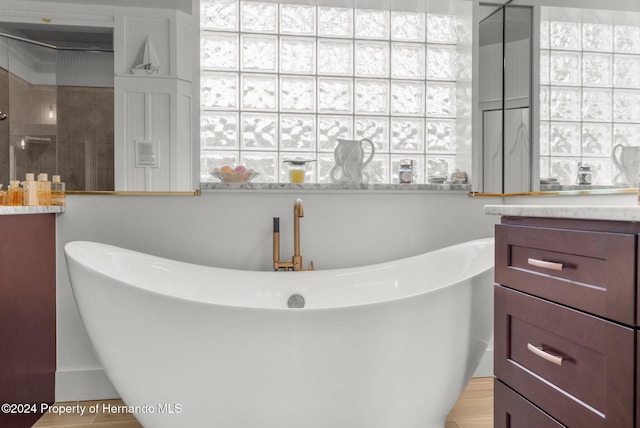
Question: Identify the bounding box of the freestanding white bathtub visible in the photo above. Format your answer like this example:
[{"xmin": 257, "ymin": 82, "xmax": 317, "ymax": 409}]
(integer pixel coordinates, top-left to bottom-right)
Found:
[{"xmin": 65, "ymin": 238, "xmax": 494, "ymax": 428}]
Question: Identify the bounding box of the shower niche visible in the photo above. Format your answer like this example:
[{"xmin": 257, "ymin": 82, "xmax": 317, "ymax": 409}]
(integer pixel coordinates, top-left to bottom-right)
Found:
[{"xmin": 0, "ymin": 26, "xmax": 115, "ymax": 191}]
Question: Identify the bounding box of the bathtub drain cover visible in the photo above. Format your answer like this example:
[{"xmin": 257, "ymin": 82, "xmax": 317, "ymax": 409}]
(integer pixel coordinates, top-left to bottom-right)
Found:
[{"xmin": 287, "ymin": 294, "xmax": 305, "ymax": 309}]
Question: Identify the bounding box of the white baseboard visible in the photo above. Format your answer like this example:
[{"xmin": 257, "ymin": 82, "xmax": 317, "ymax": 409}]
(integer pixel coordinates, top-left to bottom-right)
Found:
[
  {"xmin": 55, "ymin": 369, "xmax": 119, "ymax": 402},
  {"xmin": 473, "ymin": 348, "xmax": 494, "ymax": 378}
]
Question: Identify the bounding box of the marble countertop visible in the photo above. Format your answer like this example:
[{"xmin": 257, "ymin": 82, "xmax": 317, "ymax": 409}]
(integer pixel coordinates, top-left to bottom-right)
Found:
[
  {"xmin": 201, "ymin": 182, "xmax": 472, "ymax": 192},
  {"xmin": 0, "ymin": 206, "xmax": 65, "ymax": 215},
  {"xmin": 484, "ymin": 204, "xmax": 640, "ymax": 222}
]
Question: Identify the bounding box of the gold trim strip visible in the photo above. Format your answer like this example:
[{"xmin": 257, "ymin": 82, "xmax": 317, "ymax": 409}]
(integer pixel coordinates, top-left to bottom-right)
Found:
[
  {"xmin": 65, "ymin": 190, "xmax": 201, "ymax": 196},
  {"xmin": 469, "ymin": 188, "xmax": 638, "ymax": 197}
]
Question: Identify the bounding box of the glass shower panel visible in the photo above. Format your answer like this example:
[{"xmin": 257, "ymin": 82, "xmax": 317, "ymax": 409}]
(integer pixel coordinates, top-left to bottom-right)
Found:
[
  {"xmin": 8, "ymin": 38, "xmax": 57, "ymax": 183},
  {"xmin": 0, "ymin": 36, "xmax": 8, "ymax": 185}
]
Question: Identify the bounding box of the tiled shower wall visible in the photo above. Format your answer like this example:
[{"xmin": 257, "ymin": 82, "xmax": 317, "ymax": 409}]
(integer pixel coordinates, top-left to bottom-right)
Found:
[
  {"xmin": 0, "ymin": 70, "xmax": 114, "ymax": 190},
  {"xmin": 57, "ymin": 86, "xmax": 114, "ymax": 191},
  {"xmin": 200, "ymin": 0, "xmax": 471, "ymax": 184}
]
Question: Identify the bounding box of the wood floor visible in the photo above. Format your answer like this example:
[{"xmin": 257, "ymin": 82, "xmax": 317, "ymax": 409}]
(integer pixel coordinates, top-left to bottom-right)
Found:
[{"xmin": 32, "ymin": 377, "xmax": 493, "ymax": 428}]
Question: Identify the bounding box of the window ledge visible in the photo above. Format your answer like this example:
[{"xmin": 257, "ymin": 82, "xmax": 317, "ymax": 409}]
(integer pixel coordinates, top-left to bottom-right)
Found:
[
  {"xmin": 200, "ymin": 182, "xmax": 472, "ymax": 193},
  {"xmin": 539, "ymin": 184, "xmax": 636, "ymax": 192}
]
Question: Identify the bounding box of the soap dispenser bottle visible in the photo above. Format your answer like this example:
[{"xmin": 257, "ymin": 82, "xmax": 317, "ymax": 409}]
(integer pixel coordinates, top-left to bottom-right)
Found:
[
  {"xmin": 23, "ymin": 173, "xmax": 39, "ymax": 206},
  {"xmin": 51, "ymin": 175, "xmax": 65, "ymax": 206},
  {"xmin": 37, "ymin": 173, "xmax": 51, "ymax": 206},
  {"xmin": 8, "ymin": 180, "xmax": 23, "ymax": 206}
]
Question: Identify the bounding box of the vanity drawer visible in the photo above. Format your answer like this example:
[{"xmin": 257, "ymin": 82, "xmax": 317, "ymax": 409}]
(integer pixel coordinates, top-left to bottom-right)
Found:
[
  {"xmin": 494, "ymin": 379, "xmax": 564, "ymax": 428},
  {"xmin": 495, "ymin": 224, "xmax": 635, "ymax": 325},
  {"xmin": 495, "ymin": 286, "xmax": 634, "ymax": 428}
]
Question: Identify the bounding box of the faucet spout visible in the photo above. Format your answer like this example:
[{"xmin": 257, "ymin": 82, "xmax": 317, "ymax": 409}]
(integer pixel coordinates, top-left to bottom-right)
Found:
[
  {"xmin": 295, "ymin": 198, "xmax": 304, "ymax": 218},
  {"xmin": 294, "ymin": 199, "xmax": 303, "ymax": 260},
  {"xmin": 273, "ymin": 199, "xmax": 314, "ymax": 271}
]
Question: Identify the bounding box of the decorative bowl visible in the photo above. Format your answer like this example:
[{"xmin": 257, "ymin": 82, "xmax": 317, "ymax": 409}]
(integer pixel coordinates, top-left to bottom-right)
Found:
[{"xmin": 212, "ymin": 168, "xmax": 259, "ymax": 183}]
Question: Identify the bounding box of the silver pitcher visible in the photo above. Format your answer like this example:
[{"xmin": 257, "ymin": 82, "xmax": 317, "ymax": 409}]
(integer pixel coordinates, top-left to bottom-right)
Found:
[{"xmin": 330, "ymin": 138, "xmax": 375, "ymax": 184}]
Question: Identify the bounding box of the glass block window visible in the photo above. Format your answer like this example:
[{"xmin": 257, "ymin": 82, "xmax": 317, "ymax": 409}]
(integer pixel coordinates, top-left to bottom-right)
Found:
[
  {"xmin": 200, "ymin": 0, "xmax": 465, "ymax": 184},
  {"xmin": 540, "ymin": 10, "xmax": 640, "ymax": 186}
]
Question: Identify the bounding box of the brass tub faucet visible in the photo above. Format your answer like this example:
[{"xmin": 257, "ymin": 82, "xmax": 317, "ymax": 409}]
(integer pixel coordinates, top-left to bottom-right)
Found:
[{"xmin": 273, "ymin": 199, "xmax": 315, "ymax": 271}]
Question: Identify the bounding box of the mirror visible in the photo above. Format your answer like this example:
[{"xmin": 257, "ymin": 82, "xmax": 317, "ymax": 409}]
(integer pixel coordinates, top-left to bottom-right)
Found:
[
  {"xmin": 479, "ymin": 4, "xmax": 532, "ymax": 194},
  {"xmin": 539, "ymin": 4, "xmax": 640, "ymax": 191},
  {"xmin": 480, "ymin": 1, "xmax": 640, "ymax": 195},
  {"xmin": 0, "ymin": 24, "xmax": 114, "ymax": 191}
]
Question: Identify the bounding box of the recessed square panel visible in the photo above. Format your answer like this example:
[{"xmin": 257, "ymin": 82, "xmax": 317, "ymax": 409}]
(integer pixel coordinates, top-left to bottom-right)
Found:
[
  {"xmin": 355, "ymin": 41, "xmax": 389, "ymax": 78},
  {"xmin": 201, "ymin": 0, "xmax": 238, "ymax": 31},
  {"xmin": 391, "ymin": 118, "xmax": 425, "ymax": 153},
  {"xmin": 391, "ymin": 81, "xmax": 425, "ymax": 116},
  {"xmin": 201, "ymin": 112, "xmax": 239, "ymax": 149},
  {"xmin": 550, "ymin": 51, "xmax": 581, "ymax": 86},
  {"xmin": 318, "ymin": 7, "xmax": 353, "ymax": 38},
  {"xmin": 550, "ymin": 122, "xmax": 581, "ymax": 155},
  {"xmin": 280, "ymin": 76, "xmax": 316, "ymax": 112},
  {"xmin": 583, "ymin": 23, "xmax": 613, "ymax": 52},
  {"xmin": 582, "ymin": 123, "xmax": 612, "ymax": 157},
  {"xmin": 426, "ymin": 120, "xmax": 456, "ymax": 153},
  {"xmin": 367, "ymin": 154, "xmax": 390, "ymax": 183},
  {"xmin": 392, "ymin": 43, "xmax": 425, "ymax": 79},
  {"xmin": 201, "ymin": 151, "xmax": 240, "ymax": 182},
  {"xmin": 355, "ymin": 79, "xmax": 389, "ymax": 115},
  {"xmin": 241, "ymin": 74, "xmax": 277, "ymax": 110},
  {"xmin": 614, "ymin": 25, "xmax": 640, "ymax": 54},
  {"xmin": 280, "ymin": 114, "xmax": 316, "ymax": 151},
  {"xmin": 241, "ymin": 1, "xmax": 277, "ymax": 33},
  {"xmin": 391, "ymin": 11, "xmax": 425, "ymax": 42},
  {"xmin": 355, "ymin": 9, "xmax": 390, "ymax": 40},
  {"xmin": 583, "ymin": 53, "xmax": 612, "ymax": 87},
  {"xmin": 426, "ymin": 82, "xmax": 456, "ymax": 117},
  {"xmin": 240, "ymin": 151, "xmax": 278, "ymax": 181},
  {"xmin": 355, "ymin": 116, "xmax": 389, "ymax": 152},
  {"xmin": 549, "ymin": 87, "xmax": 581, "ymax": 121},
  {"xmin": 614, "ymin": 54, "xmax": 640, "ymax": 88},
  {"xmin": 427, "ymin": 14, "xmax": 456, "ymax": 44},
  {"xmin": 426, "ymin": 45, "xmax": 456, "ymax": 81},
  {"xmin": 582, "ymin": 89, "xmax": 612, "ymax": 122},
  {"xmin": 241, "ymin": 35, "xmax": 277, "ymax": 72},
  {"xmin": 241, "ymin": 113, "xmax": 278, "ymax": 150},
  {"xmin": 614, "ymin": 89, "xmax": 640, "ymax": 122},
  {"xmin": 280, "ymin": 37, "xmax": 316, "ymax": 74},
  {"xmin": 550, "ymin": 21, "xmax": 581, "ymax": 50},
  {"xmin": 201, "ymin": 72, "xmax": 238, "ymax": 109},
  {"xmin": 318, "ymin": 39, "xmax": 353, "ymax": 76},
  {"xmin": 318, "ymin": 77, "xmax": 353, "ymax": 114},
  {"xmin": 201, "ymin": 32, "xmax": 238, "ymax": 71},
  {"xmin": 280, "ymin": 4, "xmax": 316, "ymax": 36},
  {"xmin": 318, "ymin": 115, "xmax": 353, "ymax": 151}
]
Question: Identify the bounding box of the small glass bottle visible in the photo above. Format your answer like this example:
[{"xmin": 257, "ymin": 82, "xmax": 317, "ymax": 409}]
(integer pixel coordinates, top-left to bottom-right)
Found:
[
  {"xmin": 8, "ymin": 180, "xmax": 23, "ymax": 206},
  {"xmin": 399, "ymin": 160, "xmax": 414, "ymax": 184},
  {"xmin": 577, "ymin": 163, "xmax": 592, "ymax": 185},
  {"xmin": 23, "ymin": 173, "xmax": 39, "ymax": 206},
  {"xmin": 37, "ymin": 173, "xmax": 52, "ymax": 206},
  {"xmin": 51, "ymin": 175, "xmax": 66, "ymax": 206}
]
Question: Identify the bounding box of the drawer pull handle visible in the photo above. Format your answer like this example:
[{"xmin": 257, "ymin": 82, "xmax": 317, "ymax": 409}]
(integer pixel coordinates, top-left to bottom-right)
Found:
[
  {"xmin": 527, "ymin": 343, "xmax": 564, "ymax": 366},
  {"xmin": 527, "ymin": 258, "xmax": 563, "ymax": 271}
]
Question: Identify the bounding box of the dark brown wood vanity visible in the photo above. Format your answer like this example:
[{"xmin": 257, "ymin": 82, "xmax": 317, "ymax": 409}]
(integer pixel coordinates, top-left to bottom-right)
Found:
[
  {"xmin": 0, "ymin": 213, "xmax": 56, "ymax": 427},
  {"xmin": 491, "ymin": 212, "xmax": 640, "ymax": 428}
]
